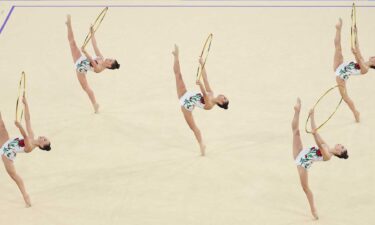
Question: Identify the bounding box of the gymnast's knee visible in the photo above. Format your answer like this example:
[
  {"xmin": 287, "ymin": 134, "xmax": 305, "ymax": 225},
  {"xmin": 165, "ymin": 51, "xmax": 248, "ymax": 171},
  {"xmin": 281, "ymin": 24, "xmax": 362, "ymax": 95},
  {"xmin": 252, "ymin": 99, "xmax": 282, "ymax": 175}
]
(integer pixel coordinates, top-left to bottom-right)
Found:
[
  {"xmin": 191, "ymin": 126, "xmax": 200, "ymax": 133},
  {"xmin": 302, "ymin": 185, "xmax": 311, "ymax": 194},
  {"xmin": 80, "ymin": 84, "xmax": 91, "ymax": 93},
  {"xmin": 84, "ymin": 87, "xmax": 93, "ymax": 94},
  {"xmin": 334, "ymin": 40, "xmax": 342, "ymax": 50},
  {"xmin": 342, "ymin": 95, "xmax": 352, "ymax": 103},
  {"xmin": 174, "ymin": 69, "xmax": 182, "ymax": 76},
  {"xmin": 293, "ymin": 129, "xmax": 300, "ymax": 137},
  {"xmin": 69, "ymin": 39, "xmax": 77, "ymax": 47}
]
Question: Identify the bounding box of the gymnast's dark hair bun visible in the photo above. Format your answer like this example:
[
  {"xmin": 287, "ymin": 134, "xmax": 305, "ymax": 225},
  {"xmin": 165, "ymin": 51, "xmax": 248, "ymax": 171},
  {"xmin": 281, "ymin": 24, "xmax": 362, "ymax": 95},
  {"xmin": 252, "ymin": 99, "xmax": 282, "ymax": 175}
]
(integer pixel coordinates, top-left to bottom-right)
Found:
[
  {"xmin": 217, "ymin": 101, "xmax": 229, "ymax": 110},
  {"xmin": 370, "ymin": 65, "xmax": 375, "ymax": 69},
  {"xmin": 39, "ymin": 143, "xmax": 51, "ymax": 151},
  {"xmin": 335, "ymin": 150, "xmax": 348, "ymax": 159},
  {"xmin": 109, "ymin": 60, "xmax": 120, "ymax": 70}
]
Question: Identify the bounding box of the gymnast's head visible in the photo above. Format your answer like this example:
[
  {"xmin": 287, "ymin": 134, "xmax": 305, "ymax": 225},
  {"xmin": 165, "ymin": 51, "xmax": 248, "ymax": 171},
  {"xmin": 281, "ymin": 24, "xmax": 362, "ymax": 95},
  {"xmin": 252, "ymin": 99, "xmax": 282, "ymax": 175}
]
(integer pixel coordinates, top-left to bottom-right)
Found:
[
  {"xmin": 216, "ymin": 94, "xmax": 229, "ymax": 110},
  {"xmin": 369, "ymin": 56, "xmax": 375, "ymax": 69},
  {"xmin": 37, "ymin": 136, "xmax": 51, "ymax": 151},
  {"xmin": 104, "ymin": 59, "xmax": 120, "ymax": 70},
  {"xmin": 333, "ymin": 144, "xmax": 348, "ymax": 159}
]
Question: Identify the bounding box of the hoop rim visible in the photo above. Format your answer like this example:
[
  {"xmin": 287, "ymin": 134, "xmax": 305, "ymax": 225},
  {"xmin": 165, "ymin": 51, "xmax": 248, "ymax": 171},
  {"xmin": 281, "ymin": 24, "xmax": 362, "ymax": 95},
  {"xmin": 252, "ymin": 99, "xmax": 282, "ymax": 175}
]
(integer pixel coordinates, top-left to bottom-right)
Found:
[
  {"xmin": 305, "ymin": 85, "xmax": 343, "ymax": 133},
  {"xmin": 82, "ymin": 7, "xmax": 109, "ymax": 49},
  {"xmin": 15, "ymin": 71, "xmax": 26, "ymax": 122},
  {"xmin": 196, "ymin": 33, "xmax": 213, "ymax": 81},
  {"xmin": 351, "ymin": 3, "xmax": 357, "ymax": 49}
]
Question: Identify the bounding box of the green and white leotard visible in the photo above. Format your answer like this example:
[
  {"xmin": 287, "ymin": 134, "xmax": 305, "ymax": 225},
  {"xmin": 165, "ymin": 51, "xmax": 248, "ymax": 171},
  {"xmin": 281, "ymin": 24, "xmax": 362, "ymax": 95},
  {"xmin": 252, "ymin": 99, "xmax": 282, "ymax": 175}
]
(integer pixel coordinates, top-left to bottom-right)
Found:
[
  {"xmin": 75, "ymin": 55, "xmax": 102, "ymax": 74},
  {"xmin": 179, "ymin": 91, "xmax": 205, "ymax": 112},
  {"xmin": 335, "ymin": 61, "xmax": 361, "ymax": 81},
  {"xmin": 295, "ymin": 146, "xmax": 323, "ymax": 170},
  {"xmin": 75, "ymin": 56, "xmax": 93, "ymax": 74},
  {"xmin": 0, "ymin": 137, "xmax": 25, "ymax": 161}
]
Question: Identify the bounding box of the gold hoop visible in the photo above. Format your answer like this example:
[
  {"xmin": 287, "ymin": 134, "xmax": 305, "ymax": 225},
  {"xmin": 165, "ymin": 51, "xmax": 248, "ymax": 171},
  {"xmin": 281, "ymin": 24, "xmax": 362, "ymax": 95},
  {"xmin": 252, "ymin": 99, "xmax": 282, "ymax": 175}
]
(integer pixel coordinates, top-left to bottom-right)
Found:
[
  {"xmin": 82, "ymin": 7, "xmax": 108, "ymax": 49},
  {"xmin": 196, "ymin": 33, "xmax": 213, "ymax": 81},
  {"xmin": 15, "ymin": 71, "xmax": 26, "ymax": 122},
  {"xmin": 305, "ymin": 85, "xmax": 343, "ymax": 133},
  {"xmin": 351, "ymin": 3, "xmax": 357, "ymax": 49}
]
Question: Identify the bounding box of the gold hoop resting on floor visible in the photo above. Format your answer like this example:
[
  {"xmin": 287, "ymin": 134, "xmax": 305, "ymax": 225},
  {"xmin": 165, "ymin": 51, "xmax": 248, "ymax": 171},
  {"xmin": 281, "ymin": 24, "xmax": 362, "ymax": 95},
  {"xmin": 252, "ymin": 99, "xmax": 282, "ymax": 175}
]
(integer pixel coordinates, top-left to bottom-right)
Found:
[
  {"xmin": 15, "ymin": 71, "xmax": 26, "ymax": 123},
  {"xmin": 82, "ymin": 7, "xmax": 108, "ymax": 49},
  {"xmin": 196, "ymin": 33, "xmax": 213, "ymax": 81},
  {"xmin": 305, "ymin": 85, "xmax": 343, "ymax": 134},
  {"xmin": 351, "ymin": 3, "xmax": 357, "ymax": 49}
]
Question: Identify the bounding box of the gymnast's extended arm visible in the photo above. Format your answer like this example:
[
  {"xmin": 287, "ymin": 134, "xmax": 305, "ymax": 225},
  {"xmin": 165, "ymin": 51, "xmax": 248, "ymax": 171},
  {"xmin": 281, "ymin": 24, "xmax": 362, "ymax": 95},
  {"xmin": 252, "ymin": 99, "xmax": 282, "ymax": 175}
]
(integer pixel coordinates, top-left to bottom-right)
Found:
[{"xmin": 309, "ymin": 109, "xmax": 331, "ymax": 160}]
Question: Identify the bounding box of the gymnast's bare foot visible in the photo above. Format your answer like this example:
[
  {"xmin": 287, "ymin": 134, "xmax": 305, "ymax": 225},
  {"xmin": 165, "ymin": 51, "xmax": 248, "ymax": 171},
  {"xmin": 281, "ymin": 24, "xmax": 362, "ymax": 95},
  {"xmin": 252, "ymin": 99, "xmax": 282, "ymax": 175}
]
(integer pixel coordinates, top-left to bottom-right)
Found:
[
  {"xmin": 354, "ymin": 110, "xmax": 360, "ymax": 123},
  {"xmin": 94, "ymin": 103, "xmax": 100, "ymax": 114},
  {"xmin": 294, "ymin": 98, "xmax": 301, "ymax": 113},
  {"xmin": 172, "ymin": 44, "xmax": 179, "ymax": 58},
  {"xmin": 24, "ymin": 194, "xmax": 31, "ymax": 208},
  {"xmin": 66, "ymin": 14, "xmax": 71, "ymax": 26},
  {"xmin": 200, "ymin": 143, "xmax": 206, "ymax": 157},
  {"xmin": 312, "ymin": 210, "xmax": 319, "ymax": 220},
  {"xmin": 336, "ymin": 18, "xmax": 342, "ymax": 30}
]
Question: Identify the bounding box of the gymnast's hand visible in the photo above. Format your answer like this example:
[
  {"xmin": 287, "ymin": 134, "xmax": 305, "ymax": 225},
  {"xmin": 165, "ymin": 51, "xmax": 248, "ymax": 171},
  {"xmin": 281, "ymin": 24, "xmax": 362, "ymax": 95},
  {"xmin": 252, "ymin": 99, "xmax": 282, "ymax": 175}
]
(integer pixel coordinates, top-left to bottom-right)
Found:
[
  {"xmin": 309, "ymin": 109, "xmax": 318, "ymax": 134},
  {"xmin": 14, "ymin": 121, "xmax": 22, "ymax": 129},
  {"xmin": 309, "ymin": 109, "xmax": 316, "ymax": 123},
  {"xmin": 351, "ymin": 47, "xmax": 358, "ymax": 55},
  {"xmin": 311, "ymin": 128, "xmax": 318, "ymax": 135},
  {"xmin": 22, "ymin": 96, "xmax": 27, "ymax": 105},
  {"xmin": 352, "ymin": 26, "xmax": 359, "ymax": 48},
  {"xmin": 90, "ymin": 25, "xmax": 95, "ymax": 35},
  {"xmin": 199, "ymin": 57, "xmax": 204, "ymax": 66},
  {"xmin": 353, "ymin": 25, "xmax": 358, "ymax": 35}
]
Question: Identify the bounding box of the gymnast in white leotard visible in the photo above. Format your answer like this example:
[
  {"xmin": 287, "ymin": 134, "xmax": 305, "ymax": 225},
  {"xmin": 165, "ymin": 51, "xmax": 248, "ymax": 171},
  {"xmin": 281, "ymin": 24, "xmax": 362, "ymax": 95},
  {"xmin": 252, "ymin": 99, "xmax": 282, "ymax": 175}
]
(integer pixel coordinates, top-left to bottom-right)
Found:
[
  {"xmin": 0, "ymin": 97, "xmax": 51, "ymax": 207},
  {"xmin": 66, "ymin": 15, "xmax": 120, "ymax": 113},
  {"xmin": 172, "ymin": 45, "xmax": 229, "ymax": 156},
  {"xmin": 333, "ymin": 18, "xmax": 375, "ymax": 122},
  {"xmin": 291, "ymin": 98, "xmax": 348, "ymax": 220}
]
